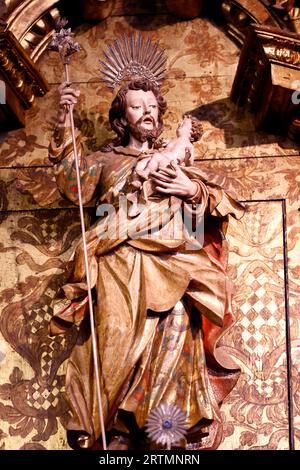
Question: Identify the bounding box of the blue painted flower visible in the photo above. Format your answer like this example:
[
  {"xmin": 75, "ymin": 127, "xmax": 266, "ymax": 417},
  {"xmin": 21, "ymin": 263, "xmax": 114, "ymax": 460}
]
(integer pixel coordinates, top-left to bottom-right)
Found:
[{"xmin": 145, "ymin": 403, "xmax": 187, "ymax": 449}]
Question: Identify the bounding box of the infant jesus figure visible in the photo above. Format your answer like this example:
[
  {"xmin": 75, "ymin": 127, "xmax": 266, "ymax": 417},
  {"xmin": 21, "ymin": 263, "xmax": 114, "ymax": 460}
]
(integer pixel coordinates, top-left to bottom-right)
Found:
[{"xmin": 127, "ymin": 115, "xmax": 203, "ymax": 211}]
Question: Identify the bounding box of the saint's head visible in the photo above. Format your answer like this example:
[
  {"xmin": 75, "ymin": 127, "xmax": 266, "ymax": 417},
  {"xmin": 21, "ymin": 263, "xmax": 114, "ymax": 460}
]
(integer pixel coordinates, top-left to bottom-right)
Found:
[{"xmin": 108, "ymin": 79, "xmax": 167, "ymax": 148}]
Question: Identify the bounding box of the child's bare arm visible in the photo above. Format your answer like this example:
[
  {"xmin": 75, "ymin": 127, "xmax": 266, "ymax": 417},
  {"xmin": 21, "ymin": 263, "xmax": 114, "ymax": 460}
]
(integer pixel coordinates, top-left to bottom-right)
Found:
[
  {"xmin": 131, "ymin": 156, "xmax": 152, "ymax": 189},
  {"xmin": 135, "ymin": 153, "xmax": 167, "ymax": 180},
  {"xmin": 131, "ymin": 115, "xmax": 200, "ymax": 188}
]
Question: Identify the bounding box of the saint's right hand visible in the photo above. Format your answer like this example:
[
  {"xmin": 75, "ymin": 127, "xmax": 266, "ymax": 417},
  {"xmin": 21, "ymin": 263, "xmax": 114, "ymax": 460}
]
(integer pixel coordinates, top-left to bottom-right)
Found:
[{"xmin": 57, "ymin": 81, "xmax": 80, "ymax": 126}]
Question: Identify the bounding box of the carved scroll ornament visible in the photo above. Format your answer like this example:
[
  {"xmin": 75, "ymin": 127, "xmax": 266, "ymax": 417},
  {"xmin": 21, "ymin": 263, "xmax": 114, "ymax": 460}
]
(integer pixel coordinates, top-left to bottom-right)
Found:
[
  {"xmin": 0, "ymin": 27, "xmax": 48, "ymax": 128},
  {"xmin": 231, "ymin": 24, "xmax": 300, "ymax": 140}
]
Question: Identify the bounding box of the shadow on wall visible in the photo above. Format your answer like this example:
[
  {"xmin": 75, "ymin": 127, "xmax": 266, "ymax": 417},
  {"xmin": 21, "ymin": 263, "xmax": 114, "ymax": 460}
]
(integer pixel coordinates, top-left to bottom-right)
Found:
[{"xmin": 187, "ymin": 98, "xmax": 300, "ymax": 152}]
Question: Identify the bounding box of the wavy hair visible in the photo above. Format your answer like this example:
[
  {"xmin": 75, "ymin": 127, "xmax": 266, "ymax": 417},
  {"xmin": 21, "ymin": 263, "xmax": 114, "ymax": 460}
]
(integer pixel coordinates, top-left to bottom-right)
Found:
[{"xmin": 104, "ymin": 79, "xmax": 167, "ymax": 150}]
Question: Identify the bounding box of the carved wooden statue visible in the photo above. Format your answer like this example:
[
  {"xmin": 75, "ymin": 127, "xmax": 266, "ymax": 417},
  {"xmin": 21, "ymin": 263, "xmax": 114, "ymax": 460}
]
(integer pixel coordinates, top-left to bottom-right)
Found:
[{"xmin": 48, "ymin": 32, "xmax": 245, "ymax": 450}]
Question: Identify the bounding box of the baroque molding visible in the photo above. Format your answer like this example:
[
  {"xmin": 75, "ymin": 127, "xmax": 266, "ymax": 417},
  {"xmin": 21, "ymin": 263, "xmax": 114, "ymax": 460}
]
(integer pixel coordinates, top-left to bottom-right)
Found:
[
  {"xmin": 270, "ymin": 1, "xmax": 300, "ymax": 29},
  {"xmin": 217, "ymin": 0, "xmax": 281, "ymax": 45},
  {"xmin": 5, "ymin": 0, "xmax": 60, "ymax": 62},
  {"xmin": 0, "ymin": 27, "xmax": 48, "ymax": 129},
  {"xmin": 0, "ymin": 1, "xmax": 58, "ymax": 129},
  {"xmin": 231, "ymin": 24, "xmax": 300, "ymax": 140},
  {"xmin": 1, "ymin": 0, "xmax": 300, "ymax": 130}
]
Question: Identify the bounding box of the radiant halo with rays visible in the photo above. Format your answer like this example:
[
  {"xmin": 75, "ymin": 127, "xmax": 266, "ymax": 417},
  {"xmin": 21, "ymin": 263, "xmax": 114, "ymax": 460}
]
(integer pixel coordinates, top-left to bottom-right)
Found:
[{"xmin": 99, "ymin": 33, "xmax": 167, "ymax": 90}]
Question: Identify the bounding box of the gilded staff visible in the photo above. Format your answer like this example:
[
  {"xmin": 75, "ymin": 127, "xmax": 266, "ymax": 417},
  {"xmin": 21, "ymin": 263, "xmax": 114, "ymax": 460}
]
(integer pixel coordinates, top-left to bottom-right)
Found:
[{"xmin": 48, "ymin": 17, "xmax": 107, "ymax": 450}]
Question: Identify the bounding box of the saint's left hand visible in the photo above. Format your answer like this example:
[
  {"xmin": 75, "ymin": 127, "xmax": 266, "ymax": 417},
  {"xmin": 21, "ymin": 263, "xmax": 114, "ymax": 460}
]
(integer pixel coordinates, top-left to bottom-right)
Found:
[{"xmin": 150, "ymin": 162, "xmax": 198, "ymax": 198}]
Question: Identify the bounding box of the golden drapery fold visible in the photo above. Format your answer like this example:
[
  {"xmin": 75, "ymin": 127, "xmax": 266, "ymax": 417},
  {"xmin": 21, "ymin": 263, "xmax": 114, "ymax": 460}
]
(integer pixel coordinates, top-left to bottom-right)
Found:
[{"xmin": 49, "ymin": 133, "xmax": 245, "ymax": 448}]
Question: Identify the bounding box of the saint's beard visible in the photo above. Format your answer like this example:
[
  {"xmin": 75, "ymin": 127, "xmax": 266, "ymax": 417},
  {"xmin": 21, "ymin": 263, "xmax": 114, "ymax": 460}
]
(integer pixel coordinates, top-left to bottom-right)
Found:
[{"xmin": 127, "ymin": 119, "xmax": 163, "ymax": 146}]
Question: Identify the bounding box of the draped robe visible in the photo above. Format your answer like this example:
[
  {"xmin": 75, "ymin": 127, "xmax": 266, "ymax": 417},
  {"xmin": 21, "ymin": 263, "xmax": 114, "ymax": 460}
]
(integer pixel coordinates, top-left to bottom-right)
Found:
[{"xmin": 48, "ymin": 129, "xmax": 245, "ymax": 448}]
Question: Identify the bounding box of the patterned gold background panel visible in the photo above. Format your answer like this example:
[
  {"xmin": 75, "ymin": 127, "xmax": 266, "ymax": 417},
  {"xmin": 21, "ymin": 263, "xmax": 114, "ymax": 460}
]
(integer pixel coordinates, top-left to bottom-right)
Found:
[
  {"xmin": 38, "ymin": 15, "xmax": 240, "ymax": 84},
  {"xmin": 37, "ymin": 13, "xmax": 299, "ymax": 159},
  {"xmin": 193, "ymin": 156, "xmax": 300, "ymax": 290},
  {"xmin": 0, "ymin": 169, "xmax": 79, "ymax": 211},
  {"xmin": 41, "ymin": 14, "xmax": 299, "ymax": 160},
  {"xmin": 218, "ymin": 200, "xmax": 290, "ymax": 450},
  {"xmin": 1, "ymin": 14, "xmax": 299, "ymax": 168},
  {"xmin": 2, "ymin": 77, "xmax": 297, "ymax": 172},
  {"xmin": 0, "ymin": 208, "xmax": 86, "ymax": 450},
  {"xmin": 286, "ymin": 199, "xmax": 300, "ymax": 450},
  {"xmin": 183, "ymin": 156, "xmax": 300, "ymax": 449}
]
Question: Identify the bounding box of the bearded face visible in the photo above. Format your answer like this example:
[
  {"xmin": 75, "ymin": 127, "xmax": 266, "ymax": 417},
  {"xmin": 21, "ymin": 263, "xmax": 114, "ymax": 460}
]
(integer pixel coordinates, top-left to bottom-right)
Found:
[
  {"xmin": 124, "ymin": 89, "xmax": 163, "ymax": 146},
  {"xmin": 128, "ymin": 117, "xmax": 164, "ymax": 145}
]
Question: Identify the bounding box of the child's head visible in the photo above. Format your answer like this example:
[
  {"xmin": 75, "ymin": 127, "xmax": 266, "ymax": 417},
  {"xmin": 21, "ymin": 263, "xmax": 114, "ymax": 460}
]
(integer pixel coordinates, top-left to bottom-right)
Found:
[
  {"xmin": 176, "ymin": 115, "xmax": 203, "ymax": 143},
  {"xmin": 176, "ymin": 116, "xmax": 193, "ymax": 138}
]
